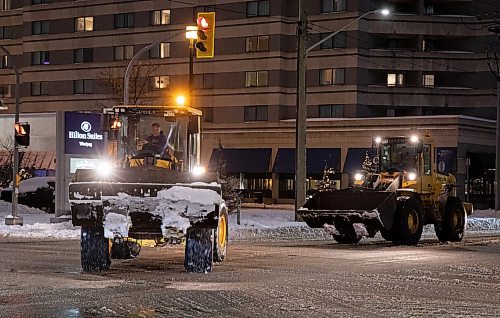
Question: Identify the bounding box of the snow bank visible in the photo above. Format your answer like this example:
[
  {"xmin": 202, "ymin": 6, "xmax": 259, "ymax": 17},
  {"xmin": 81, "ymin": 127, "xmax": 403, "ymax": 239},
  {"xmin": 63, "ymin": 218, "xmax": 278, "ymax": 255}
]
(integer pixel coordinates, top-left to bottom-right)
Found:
[
  {"xmin": 0, "ymin": 199, "xmax": 48, "ymax": 214},
  {"xmin": 0, "ymin": 221, "xmax": 79, "ymax": 240}
]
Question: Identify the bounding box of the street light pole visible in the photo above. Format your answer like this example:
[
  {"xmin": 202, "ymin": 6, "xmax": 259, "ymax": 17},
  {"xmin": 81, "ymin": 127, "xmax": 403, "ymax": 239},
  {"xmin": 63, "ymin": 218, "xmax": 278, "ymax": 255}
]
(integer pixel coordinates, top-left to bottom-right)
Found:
[
  {"xmin": 496, "ymin": 80, "xmax": 500, "ymax": 211},
  {"xmin": 0, "ymin": 45, "xmax": 23, "ymax": 226},
  {"xmin": 294, "ymin": 9, "xmax": 389, "ymax": 216}
]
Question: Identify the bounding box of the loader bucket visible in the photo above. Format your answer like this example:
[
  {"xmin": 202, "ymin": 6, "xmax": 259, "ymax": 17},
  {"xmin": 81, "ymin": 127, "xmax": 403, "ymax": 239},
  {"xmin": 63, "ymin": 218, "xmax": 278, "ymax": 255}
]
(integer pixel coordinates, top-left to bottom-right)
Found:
[{"xmin": 298, "ymin": 188, "xmax": 397, "ymax": 231}]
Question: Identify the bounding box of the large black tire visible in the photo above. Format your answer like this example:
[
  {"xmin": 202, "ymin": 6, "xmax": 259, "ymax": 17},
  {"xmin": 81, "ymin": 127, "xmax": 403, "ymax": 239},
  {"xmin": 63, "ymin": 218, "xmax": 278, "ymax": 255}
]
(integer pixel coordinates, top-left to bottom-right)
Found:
[
  {"xmin": 81, "ymin": 226, "xmax": 111, "ymax": 272},
  {"xmin": 392, "ymin": 197, "xmax": 424, "ymax": 246},
  {"xmin": 435, "ymin": 197, "xmax": 467, "ymax": 243},
  {"xmin": 184, "ymin": 227, "xmax": 214, "ymax": 273},
  {"xmin": 213, "ymin": 208, "xmax": 228, "ymax": 262}
]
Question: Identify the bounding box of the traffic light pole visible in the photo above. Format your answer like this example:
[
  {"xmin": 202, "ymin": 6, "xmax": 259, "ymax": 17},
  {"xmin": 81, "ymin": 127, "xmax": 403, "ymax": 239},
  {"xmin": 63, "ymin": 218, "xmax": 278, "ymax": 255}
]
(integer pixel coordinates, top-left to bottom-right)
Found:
[{"xmin": 0, "ymin": 45, "xmax": 23, "ymax": 226}]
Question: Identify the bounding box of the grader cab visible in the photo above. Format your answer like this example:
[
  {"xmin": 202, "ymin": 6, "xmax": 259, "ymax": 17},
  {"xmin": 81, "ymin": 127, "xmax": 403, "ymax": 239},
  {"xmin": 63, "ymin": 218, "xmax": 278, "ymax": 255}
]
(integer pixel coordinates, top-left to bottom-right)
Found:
[{"xmin": 298, "ymin": 134, "xmax": 472, "ymax": 245}]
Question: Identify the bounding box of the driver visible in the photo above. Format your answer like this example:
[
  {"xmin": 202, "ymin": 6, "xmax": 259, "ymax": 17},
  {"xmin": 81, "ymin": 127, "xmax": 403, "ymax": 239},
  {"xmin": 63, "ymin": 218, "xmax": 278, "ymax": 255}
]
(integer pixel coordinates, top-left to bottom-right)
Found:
[{"xmin": 143, "ymin": 123, "xmax": 167, "ymax": 154}]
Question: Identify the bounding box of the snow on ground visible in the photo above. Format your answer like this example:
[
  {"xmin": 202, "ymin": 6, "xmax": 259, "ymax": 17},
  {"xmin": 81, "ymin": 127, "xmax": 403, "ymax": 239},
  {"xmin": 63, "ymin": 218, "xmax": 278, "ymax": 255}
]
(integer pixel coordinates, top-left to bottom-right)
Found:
[{"xmin": 0, "ymin": 198, "xmax": 499, "ymax": 241}]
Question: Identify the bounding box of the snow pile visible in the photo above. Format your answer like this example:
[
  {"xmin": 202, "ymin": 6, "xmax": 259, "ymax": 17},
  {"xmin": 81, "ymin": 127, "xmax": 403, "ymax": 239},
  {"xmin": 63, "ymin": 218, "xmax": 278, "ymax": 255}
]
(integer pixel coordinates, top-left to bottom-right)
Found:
[
  {"xmin": 104, "ymin": 212, "xmax": 131, "ymax": 238},
  {"xmin": 467, "ymin": 217, "xmax": 500, "ymax": 231},
  {"xmin": 0, "ymin": 221, "xmax": 79, "ymax": 240},
  {"xmin": 0, "ymin": 199, "xmax": 48, "ymax": 214}
]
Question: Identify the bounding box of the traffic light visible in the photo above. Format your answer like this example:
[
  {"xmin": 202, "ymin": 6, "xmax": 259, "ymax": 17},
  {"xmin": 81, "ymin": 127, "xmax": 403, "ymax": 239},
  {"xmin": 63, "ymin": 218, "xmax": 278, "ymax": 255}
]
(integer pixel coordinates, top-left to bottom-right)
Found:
[
  {"xmin": 196, "ymin": 12, "xmax": 215, "ymax": 58},
  {"xmin": 14, "ymin": 122, "xmax": 30, "ymax": 147}
]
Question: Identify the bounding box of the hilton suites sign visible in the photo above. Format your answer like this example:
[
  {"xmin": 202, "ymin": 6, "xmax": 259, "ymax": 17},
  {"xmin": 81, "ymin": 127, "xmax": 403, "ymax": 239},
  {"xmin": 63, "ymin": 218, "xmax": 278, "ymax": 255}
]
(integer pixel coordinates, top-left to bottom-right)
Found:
[{"xmin": 64, "ymin": 112, "xmax": 105, "ymax": 155}]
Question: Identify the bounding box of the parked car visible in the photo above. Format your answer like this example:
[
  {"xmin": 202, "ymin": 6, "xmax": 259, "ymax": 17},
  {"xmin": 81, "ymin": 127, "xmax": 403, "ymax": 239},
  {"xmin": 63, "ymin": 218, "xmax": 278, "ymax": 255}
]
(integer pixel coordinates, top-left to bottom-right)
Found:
[{"xmin": 0, "ymin": 176, "xmax": 55, "ymax": 213}]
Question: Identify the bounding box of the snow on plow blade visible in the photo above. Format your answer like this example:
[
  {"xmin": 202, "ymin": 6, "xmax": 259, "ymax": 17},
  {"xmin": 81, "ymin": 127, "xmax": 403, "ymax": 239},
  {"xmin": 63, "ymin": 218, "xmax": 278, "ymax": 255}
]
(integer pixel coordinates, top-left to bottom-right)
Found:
[
  {"xmin": 69, "ymin": 166, "xmax": 222, "ymax": 239},
  {"xmin": 297, "ymin": 189, "xmax": 398, "ymax": 234}
]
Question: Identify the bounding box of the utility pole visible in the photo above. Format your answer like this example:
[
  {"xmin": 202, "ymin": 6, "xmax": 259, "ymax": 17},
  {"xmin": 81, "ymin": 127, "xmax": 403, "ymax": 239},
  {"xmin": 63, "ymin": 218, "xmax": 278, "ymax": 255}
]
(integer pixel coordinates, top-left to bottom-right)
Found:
[
  {"xmin": 486, "ymin": 26, "xmax": 500, "ymax": 212},
  {"xmin": 295, "ymin": 0, "xmax": 307, "ymax": 218}
]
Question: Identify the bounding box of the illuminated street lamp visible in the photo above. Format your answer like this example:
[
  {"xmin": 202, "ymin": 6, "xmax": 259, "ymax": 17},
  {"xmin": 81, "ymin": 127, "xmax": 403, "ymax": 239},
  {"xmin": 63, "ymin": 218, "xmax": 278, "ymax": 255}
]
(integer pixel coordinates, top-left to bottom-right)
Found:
[
  {"xmin": 294, "ymin": 8, "xmax": 390, "ymax": 215},
  {"xmin": 175, "ymin": 95, "xmax": 186, "ymax": 107}
]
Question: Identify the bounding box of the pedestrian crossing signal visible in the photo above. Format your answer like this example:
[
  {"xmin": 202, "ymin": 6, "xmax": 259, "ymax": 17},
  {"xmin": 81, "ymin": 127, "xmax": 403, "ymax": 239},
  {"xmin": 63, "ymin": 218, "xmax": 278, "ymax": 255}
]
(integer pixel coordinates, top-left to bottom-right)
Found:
[{"xmin": 14, "ymin": 122, "xmax": 30, "ymax": 146}]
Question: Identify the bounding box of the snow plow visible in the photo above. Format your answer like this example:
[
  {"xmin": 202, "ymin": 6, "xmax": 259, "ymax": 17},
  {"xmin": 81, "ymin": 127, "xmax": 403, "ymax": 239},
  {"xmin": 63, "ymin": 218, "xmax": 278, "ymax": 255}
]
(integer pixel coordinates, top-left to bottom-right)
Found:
[
  {"xmin": 298, "ymin": 134, "xmax": 473, "ymax": 245},
  {"xmin": 69, "ymin": 105, "xmax": 228, "ymax": 273}
]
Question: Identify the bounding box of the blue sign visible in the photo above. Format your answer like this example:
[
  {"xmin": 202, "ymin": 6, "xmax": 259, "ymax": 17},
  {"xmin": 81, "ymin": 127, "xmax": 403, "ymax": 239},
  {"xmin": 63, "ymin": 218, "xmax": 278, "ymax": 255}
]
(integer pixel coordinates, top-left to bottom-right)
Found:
[
  {"xmin": 65, "ymin": 112, "xmax": 105, "ymax": 155},
  {"xmin": 436, "ymin": 147, "xmax": 457, "ymax": 174}
]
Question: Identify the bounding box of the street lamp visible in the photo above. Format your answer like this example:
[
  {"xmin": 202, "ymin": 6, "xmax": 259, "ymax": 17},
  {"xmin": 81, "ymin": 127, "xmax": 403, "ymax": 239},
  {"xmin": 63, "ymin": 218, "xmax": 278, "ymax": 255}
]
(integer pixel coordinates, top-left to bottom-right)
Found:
[
  {"xmin": 175, "ymin": 95, "xmax": 186, "ymax": 107},
  {"xmin": 294, "ymin": 8, "xmax": 390, "ymax": 215},
  {"xmin": 186, "ymin": 25, "xmax": 197, "ymax": 106}
]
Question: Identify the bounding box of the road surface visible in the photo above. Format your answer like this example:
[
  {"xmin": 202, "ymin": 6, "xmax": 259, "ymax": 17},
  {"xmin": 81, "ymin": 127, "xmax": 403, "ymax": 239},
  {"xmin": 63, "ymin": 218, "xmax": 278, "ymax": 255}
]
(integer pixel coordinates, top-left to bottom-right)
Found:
[{"xmin": 0, "ymin": 235, "xmax": 499, "ymax": 317}]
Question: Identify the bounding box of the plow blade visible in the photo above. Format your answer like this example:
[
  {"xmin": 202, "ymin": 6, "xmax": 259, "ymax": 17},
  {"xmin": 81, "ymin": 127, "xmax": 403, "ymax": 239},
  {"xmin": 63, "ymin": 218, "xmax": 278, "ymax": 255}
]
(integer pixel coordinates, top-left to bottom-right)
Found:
[{"xmin": 298, "ymin": 189, "xmax": 397, "ymax": 232}]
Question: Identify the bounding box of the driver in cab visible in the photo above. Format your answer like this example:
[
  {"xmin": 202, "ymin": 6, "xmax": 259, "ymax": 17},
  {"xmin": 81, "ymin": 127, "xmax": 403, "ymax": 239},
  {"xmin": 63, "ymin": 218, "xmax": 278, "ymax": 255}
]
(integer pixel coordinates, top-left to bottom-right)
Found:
[{"xmin": 143, "ymin": 123, "xmax": 167, "ymax": 155}]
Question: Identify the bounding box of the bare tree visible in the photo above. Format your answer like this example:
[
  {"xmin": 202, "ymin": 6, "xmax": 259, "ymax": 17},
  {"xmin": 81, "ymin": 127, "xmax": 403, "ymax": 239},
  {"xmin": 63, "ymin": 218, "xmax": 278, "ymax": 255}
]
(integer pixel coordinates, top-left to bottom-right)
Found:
[
  {"xmin": 96, "ymin": 61, "xmax": 160, "ymax": 106},
  {"xmin": 0, "ymin": 136, "xmax": 14, "ymax": 187}
]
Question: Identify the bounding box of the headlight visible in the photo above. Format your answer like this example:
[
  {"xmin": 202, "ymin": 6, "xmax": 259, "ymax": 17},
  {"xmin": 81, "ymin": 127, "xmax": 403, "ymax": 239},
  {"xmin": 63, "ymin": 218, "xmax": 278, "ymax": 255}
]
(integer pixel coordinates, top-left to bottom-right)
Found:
[
  {"xmin": 97, "ymin": 160, "xmax": 113, "ymax": 177},
  {"xmin": 354, "ymin": 173, "xmax": 363, "ymax": 181},
  {"xmin": 192, "ymin": 165, "xmax": 206, "ymax": 176},
  {"xmin": 408, "ymin": 172, "xmax": 417, "ymax": 181}
]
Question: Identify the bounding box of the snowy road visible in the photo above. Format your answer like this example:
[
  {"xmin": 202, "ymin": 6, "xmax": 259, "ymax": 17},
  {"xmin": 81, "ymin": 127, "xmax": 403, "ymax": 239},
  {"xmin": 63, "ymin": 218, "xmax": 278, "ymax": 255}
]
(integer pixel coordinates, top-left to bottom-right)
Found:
[{"xmin": 0, "ymin": 237, "xmax": 499, "ymax": 317}]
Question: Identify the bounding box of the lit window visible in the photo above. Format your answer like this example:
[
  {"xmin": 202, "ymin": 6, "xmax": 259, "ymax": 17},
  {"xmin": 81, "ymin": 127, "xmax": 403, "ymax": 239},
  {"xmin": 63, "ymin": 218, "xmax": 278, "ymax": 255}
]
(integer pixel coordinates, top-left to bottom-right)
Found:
[
  {"xmin": 149, "ymin": 43, "xmax": 170, "ymax": 59},
  {"xmin": 387, "ymin": 73, "xmax": 404, "ymax": 87},
  {"xmin": 75, "ymin": 17, "xmax": 94, "ymax": 32},
  {"xmin": 245, "ymin": 71, "xmax": 268, "ymax": 87},
  {"xmin": 0, "ymin": 55, "xmax": 7, "ymax": 69},
  {"xmin": 0, "ymin": 0, "xmax": 10, "ymax": 10},
  {"xmin": 152, "ymin": 75, "xmax": 170, "ymax": 89},
  {"xmin": 423, "ymin": 74, "xmax": 435, "ymax": 88},
  {"xmin": 151, "ymin": 9, "xmax": 170, "ymax": 25},
  {"xmin": 320, "ymin": 68, "xmax": 345, "ymax": 85}
]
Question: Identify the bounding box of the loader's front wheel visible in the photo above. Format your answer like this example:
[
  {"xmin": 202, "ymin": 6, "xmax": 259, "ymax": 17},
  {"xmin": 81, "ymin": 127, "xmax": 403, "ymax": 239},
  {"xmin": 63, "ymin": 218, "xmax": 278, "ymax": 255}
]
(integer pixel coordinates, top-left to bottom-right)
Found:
[
  {"xmin": 393, "ymin": 198, "xmax": 423, "ymax": 246},
  {"xmin": 435, "ymin": 198, "xmax": 467, "ymax": 243},
  {"xmin": 184, "ymin": 227, "xmax": 214, "ymax": 273},
  {"xmin": 213, "ymin": 208, "xmax": 228, "ymax": 262},
  {"xmin": 81, "ymin": 226, "xmax": 111, "ymax": 272}
]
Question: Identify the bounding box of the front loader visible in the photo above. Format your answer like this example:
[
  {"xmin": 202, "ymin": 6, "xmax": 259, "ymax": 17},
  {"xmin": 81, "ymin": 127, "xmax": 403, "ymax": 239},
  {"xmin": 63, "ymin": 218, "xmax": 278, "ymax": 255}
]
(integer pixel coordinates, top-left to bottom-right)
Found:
[
  {"xmin": 298, "ymin": 135, "xmax": 472, "ymax": 245},
  {"xmin": 69, "ymin": 105, "xmax": 228, "ymax": 273}
]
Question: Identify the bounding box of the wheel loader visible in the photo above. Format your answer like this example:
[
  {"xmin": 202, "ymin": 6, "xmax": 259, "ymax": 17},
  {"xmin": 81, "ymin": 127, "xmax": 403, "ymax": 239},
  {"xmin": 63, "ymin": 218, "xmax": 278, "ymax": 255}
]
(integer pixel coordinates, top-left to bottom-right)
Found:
[
  {"xmin": 297, "ymin": 134, "xmax": 473, "ymax": 245},
  {"xmin": 69, "ymin": 105, "xmax": 228, "ymax": 273}
]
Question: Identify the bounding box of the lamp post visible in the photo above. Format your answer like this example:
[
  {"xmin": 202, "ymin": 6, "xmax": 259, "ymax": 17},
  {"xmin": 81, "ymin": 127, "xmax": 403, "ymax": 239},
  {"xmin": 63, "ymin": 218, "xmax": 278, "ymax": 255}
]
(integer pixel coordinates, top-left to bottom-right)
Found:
[
  {"xmin": 294, "ymin": 8, "xmax": 390, "ymax": 216},
  {"xmin": 0, "ymin": 45, "xmax": 23, "ymax": 226},
  {"xmin": 186, "ymin": 25, "xmax": 198, "ymax": 106}
]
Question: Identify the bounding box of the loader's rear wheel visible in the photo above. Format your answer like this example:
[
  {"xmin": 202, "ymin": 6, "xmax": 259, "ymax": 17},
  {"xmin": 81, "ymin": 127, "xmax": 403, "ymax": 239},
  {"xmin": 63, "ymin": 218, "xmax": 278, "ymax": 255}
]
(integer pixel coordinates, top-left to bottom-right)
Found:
[
  {"xmin": 392, "ymin": 198, "xmax": 423, "ymax": 246},
  {"xmin": 81, "ymin": 226, "xmax": 111, "ymax": 272},
  {"xmin": 213, "ymin": 208, "xmax": 228, "ymax": 262},
  {"xmin": 184, "ymin": 227, "xmax": 214, "ymax": 273},
  {"xmin": 435, "ymin": 198, "xmax": 467, "ymax": 243},
  {"xmin": 332, "ymin": 233, "xmax": 362, "ymax": 244}
]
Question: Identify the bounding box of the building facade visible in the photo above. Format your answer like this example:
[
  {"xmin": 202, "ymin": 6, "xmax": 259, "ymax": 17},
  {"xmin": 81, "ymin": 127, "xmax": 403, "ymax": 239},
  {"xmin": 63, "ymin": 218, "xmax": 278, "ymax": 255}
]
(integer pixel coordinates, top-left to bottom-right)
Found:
[{"xmin": 0, "ymin": 0, "xmax": 497, "ymax": 206}]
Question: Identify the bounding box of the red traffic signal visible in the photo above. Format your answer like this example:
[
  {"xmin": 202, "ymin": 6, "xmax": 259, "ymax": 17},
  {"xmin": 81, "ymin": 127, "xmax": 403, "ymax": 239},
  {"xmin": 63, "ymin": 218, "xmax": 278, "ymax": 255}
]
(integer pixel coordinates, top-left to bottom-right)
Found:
[
  {"xmin": 14, "ymin": 122, "xmax": 30, "ymax": 146},
  {"xmin": 196, "ymin": 12, "xmax": 215, "ymax": 58}
]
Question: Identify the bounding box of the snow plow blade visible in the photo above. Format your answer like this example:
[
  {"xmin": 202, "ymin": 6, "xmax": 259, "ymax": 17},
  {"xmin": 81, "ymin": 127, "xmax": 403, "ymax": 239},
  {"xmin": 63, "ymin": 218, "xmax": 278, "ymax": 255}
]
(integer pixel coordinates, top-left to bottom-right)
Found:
[
  {"xmin": 69, "ymin": 166, "xmax": 222, "ymax": 239},
  {"xmin": 297, "ymin": 189, "xmax": 398, "ymax": 234}
]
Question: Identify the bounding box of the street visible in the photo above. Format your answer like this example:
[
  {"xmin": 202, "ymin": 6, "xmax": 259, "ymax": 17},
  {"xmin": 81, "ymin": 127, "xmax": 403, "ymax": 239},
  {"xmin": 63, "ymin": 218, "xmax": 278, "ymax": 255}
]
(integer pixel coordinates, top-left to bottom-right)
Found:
[{"xmin": 0, "ymin": 236, "xmax": 499, "ymax": 317}]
